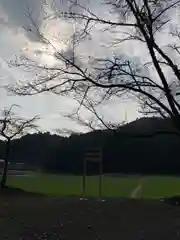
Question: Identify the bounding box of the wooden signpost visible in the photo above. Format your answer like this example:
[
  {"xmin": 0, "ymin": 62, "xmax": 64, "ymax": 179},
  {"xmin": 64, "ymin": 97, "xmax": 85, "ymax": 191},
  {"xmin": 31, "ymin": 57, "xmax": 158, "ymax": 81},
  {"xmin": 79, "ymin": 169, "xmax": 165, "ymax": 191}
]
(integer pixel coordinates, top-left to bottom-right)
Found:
[{"xmin": 80, "ymin": 147, "xmax": 103, "ymax": 201}]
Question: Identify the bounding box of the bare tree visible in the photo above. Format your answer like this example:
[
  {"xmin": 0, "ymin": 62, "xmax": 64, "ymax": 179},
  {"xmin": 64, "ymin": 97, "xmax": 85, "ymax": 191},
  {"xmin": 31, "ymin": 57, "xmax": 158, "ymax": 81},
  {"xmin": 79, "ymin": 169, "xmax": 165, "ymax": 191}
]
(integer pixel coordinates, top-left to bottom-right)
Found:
[
  {"xmin": 0, "ymin": 104, "xmax": 38, "ymax": 188},
  {"xmin": 7, "ymin": 0, "xmax": 180, "ymax": 131}
]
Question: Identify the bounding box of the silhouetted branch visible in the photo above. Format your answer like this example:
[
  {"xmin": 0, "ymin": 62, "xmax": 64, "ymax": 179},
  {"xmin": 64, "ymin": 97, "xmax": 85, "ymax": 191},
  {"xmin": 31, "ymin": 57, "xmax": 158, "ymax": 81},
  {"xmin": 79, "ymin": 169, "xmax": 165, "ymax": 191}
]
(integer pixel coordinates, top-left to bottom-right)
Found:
[
  {"xmin": 7, "ymin": 0, "xmax": 180, "ymax": 131},
  {"xmin": 0, "ymin": 105, "xmax": 39, "ymax": 140}
]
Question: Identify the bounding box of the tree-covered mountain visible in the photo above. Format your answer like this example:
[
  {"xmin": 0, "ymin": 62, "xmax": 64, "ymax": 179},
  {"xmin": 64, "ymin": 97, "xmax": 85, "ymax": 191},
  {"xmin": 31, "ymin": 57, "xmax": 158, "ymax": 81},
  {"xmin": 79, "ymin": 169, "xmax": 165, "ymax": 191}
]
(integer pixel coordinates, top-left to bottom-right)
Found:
[{"xmin": 0, "ymin": 117, "xmax": 179, "ymax": 175}]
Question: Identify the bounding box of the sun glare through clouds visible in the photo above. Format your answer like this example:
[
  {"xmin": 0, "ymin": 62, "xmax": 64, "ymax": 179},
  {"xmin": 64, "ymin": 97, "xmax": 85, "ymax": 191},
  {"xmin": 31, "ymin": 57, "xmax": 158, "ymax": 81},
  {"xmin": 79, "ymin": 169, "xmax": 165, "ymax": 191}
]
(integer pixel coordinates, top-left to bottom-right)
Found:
[{"xmin": 21, "ymin": 19, "xmax": 73, "ymax": 68}]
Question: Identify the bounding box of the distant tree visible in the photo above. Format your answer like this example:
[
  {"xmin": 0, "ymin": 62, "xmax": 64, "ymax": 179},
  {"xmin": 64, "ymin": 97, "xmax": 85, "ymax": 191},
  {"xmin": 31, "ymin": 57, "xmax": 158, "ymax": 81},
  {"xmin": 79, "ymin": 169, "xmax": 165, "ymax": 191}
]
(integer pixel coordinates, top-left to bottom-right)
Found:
[
  {"xmin": 0, "ymin": 104, "xmax": 38, "ymax": 188},
  {"xmin": 7, "ymin": 0, "xmax": 180, "ymax": 131}
]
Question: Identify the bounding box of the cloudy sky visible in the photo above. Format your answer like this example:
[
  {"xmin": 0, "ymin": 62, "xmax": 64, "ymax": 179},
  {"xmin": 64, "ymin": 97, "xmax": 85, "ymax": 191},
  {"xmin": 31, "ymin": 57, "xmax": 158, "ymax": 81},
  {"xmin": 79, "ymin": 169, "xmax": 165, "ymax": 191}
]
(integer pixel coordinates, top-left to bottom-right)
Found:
[{"xmin": 0, "ymin": 0, "xmax": 151, "ymax": 134}]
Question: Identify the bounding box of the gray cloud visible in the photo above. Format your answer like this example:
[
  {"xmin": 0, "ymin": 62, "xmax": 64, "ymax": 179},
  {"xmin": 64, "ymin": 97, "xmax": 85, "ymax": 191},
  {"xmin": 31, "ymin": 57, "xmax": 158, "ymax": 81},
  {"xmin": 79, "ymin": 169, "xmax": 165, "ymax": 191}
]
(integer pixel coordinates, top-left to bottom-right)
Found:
[
  {"xmin": 0, "ymin": 0, "xmax": 92, "ymax": 42},
  {"xmin": 0, "ymin": 0, "xmax": 143, "ymax": 132},
  {"xmin": 0, "ymin": 0, "xmax": 42, "ymax": 43}
]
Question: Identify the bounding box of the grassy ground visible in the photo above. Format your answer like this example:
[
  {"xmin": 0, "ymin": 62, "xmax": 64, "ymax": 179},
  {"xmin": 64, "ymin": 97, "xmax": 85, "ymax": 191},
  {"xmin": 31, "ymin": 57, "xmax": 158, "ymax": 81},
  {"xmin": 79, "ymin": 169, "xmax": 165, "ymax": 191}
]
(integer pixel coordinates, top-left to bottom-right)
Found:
[
  {"xmin": 6, "ymin": 172, "xmax": 180, "ymax": 198},
  {"xmin": 7, "ymin": 173, "xmax": 139, "ymax": 197},
  {"xmin": 142, "ymin": 176, "xmax": 180, "ymax": 198}
]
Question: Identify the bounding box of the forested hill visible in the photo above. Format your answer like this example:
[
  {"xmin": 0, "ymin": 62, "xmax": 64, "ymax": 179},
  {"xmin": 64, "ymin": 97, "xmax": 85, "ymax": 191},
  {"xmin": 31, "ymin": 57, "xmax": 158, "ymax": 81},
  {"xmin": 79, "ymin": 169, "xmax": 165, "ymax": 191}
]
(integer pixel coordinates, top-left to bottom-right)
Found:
[{"xmin": 0, "ymin": 117, "xmax": 180, "ymax": 175}]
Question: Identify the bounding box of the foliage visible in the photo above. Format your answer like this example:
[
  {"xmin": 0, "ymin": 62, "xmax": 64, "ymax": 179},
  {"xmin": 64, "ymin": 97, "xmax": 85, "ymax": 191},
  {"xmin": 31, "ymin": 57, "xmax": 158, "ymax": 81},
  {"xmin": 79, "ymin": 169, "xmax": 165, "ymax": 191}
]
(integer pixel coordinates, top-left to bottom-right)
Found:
[{"xmin": 0, "ymin": 117, "xmax": 180, "ymax": 176}]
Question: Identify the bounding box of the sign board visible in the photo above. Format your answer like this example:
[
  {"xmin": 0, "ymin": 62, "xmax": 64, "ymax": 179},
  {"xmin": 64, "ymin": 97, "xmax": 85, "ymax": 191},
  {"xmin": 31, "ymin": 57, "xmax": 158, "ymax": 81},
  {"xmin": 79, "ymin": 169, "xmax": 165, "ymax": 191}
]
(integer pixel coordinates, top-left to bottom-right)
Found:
[{"xmin": 81, "ymin": 148, "xmax": 103, "ymax": 201}]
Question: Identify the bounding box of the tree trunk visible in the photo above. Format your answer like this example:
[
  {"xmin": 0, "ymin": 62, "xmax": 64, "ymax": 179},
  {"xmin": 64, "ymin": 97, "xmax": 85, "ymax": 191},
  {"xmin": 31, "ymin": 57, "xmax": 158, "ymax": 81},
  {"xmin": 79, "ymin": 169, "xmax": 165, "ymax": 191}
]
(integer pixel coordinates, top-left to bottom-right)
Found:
[
  {"xmin": 1, "ymin": 140, "xmax": 10, "ymax": 188},
  {"xmin": 172, "ymin": 116, "xmax": 180, "ymax": 134}
]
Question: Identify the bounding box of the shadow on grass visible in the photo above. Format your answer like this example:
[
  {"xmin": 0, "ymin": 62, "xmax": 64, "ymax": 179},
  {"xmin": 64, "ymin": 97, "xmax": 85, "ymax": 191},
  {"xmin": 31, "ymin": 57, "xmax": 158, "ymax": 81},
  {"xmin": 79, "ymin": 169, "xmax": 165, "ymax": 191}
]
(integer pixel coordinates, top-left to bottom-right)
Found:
[{"xmin": 0, "ymin": 186, "xmax": 45, "ymax": 197}]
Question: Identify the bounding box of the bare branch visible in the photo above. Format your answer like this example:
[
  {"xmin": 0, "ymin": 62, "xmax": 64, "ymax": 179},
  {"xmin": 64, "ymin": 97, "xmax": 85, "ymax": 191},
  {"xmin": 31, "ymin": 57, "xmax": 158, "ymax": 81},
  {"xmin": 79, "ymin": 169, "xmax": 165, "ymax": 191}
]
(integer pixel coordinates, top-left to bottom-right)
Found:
[
  {"xmin": 7, "ymin": 0, "xmax": 180, "ymax": 131},
  {"xmin": 0, "ymin": 105, "xmax": 39, "ymax": 140}
]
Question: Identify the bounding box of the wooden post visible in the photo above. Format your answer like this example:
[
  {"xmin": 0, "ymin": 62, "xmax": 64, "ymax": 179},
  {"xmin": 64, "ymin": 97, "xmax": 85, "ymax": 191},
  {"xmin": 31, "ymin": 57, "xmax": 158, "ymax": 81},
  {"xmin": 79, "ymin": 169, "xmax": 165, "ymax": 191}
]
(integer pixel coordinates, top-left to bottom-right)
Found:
[
  {"xmin": 82, "ymin": 156, "xmax": 87, "ymax": 200},
  {"xmin": 99, "ymin": 149, "xmax": 103, "ymax": 200}
]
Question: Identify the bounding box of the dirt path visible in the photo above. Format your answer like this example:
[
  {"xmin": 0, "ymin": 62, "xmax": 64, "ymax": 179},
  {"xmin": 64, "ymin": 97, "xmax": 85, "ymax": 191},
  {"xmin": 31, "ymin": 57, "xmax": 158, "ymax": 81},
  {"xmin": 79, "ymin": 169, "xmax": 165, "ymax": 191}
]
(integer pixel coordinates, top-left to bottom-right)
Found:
[
  {"xmin": 130, "ymin": 179, "xmax": 144, "ymax": 198},
  {"xmin": 0, "ymin": 195, "xmax": 179, "ymax": 240}
]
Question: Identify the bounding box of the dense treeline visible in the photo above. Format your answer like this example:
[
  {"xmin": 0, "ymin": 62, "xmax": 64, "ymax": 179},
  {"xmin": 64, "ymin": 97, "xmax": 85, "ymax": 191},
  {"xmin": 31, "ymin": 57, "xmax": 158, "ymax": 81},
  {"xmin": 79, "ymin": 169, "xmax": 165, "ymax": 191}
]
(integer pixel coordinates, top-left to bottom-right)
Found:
[{"xmin": 0, "ymin": 117, "xmax": 180, "ymax": 175}]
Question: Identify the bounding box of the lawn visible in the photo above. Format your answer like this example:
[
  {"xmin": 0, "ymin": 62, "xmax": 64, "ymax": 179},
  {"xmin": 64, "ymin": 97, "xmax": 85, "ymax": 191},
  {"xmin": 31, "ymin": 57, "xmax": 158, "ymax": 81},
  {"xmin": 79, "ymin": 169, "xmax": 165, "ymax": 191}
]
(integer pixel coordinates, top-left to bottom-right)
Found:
[
  {"xmin": 6, "ymin": 172, "xmax": 180, "ymax": 198},
  {"xmin": 142, "ymin": 176, "xmax": 180, "ymax": 198},
  {"xmin": 7, "ymin": 172, "xmax": 139, "ymax": 197}
]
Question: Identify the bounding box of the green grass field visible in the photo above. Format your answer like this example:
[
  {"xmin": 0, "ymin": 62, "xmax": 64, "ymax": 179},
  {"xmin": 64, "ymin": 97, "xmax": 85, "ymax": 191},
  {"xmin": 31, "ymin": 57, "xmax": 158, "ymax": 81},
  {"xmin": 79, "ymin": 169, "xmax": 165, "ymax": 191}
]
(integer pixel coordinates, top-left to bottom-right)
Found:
[{"xmin": 6, "ymin": 172, "xmax": 180, "ymax": 198}]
